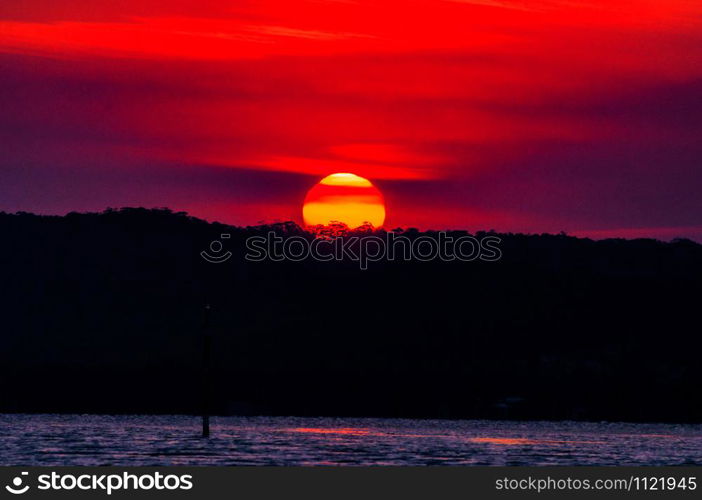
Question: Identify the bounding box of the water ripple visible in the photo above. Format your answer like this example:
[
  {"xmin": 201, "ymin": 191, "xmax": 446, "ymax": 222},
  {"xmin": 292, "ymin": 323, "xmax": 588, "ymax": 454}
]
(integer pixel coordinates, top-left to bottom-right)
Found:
[{"xmin": 0, "ymin": 414, "xmax": 700, "ymax": 466}]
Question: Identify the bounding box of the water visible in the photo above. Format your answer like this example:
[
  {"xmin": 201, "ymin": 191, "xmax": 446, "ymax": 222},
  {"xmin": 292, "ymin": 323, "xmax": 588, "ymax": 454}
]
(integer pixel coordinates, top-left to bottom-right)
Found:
[{"xmin": 1, "ymin": 414, "xmax": 700, "ymax": 466}]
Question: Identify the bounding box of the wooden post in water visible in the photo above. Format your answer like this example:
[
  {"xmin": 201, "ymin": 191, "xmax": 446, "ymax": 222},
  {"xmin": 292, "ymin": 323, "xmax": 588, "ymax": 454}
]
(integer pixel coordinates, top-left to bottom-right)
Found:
[{"xmin": 202, "ymin": 303, "xmax": 211, "ymax": 438}]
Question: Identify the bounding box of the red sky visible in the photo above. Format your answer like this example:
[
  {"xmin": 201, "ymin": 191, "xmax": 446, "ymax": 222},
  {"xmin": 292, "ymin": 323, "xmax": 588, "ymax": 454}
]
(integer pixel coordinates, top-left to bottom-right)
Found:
[{"xmin": 1, "ymin": 0, "xmax": 701, "ymax": 239}]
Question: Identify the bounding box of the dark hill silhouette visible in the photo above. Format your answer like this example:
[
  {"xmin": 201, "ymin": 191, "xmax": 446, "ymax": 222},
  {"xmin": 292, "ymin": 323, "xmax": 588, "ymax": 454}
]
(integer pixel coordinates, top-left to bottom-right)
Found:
[{"xmin": 1, "ymin": 208, "xmax": 701, "ymax": 422}]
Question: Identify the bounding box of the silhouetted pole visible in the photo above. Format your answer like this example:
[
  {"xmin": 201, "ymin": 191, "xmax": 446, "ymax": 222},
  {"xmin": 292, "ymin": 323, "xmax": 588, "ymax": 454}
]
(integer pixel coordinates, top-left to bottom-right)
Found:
[{"xmin": 202, "ymin": 303, "xmax": 211, "ymax": 438}]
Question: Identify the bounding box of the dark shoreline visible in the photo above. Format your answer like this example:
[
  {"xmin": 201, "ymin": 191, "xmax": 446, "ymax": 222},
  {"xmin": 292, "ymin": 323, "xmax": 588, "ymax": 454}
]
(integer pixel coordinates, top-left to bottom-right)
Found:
[{"xmin": 1, "ymin": 208, "xmax": 701, "ymax": 423}]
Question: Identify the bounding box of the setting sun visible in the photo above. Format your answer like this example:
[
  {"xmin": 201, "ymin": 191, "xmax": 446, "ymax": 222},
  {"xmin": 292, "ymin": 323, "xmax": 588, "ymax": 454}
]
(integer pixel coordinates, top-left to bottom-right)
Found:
[{"xmin": 302, "ymin": 173, "xmax": 385, "ymax": 229}]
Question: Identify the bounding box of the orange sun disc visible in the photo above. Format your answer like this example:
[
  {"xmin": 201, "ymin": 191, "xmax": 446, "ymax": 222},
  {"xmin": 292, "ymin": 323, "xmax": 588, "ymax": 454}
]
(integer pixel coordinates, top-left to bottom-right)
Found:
[{"xmin": 302, "ymin": 173, "xmax": 386, "ymax": 229}]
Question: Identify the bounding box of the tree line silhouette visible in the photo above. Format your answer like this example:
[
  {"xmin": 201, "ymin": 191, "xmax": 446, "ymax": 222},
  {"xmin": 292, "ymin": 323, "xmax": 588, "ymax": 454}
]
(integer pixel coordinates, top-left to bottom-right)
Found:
[{"xmin": 0, "ymin": 208, "xmax": 700, "ymax": 422}]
